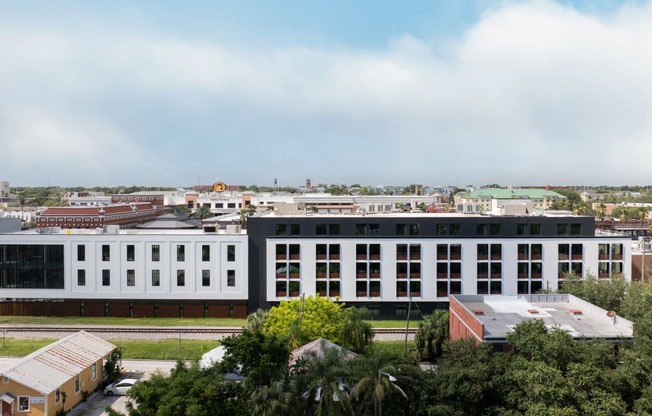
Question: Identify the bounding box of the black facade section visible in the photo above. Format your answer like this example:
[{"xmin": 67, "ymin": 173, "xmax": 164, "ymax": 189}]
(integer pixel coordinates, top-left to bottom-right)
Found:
[
  {"xmin": 251, "ymin": 215, "xmax": 595, "ymax": 239},
  {"xmin": 0, "ymin": 244, "xmax": 65, "ymax": 289}
]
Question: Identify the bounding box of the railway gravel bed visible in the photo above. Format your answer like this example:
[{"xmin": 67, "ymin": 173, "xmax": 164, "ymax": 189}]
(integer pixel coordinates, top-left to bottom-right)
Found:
[{"xmin": 0, "ymin": 324, "xmax": 415, "ymax": 341}]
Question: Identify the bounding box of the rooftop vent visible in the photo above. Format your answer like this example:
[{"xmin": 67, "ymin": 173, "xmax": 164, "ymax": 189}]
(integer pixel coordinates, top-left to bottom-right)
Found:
[
  {"xmin": 472, "ymin": 309, "xmax": 485, "ymax": 315},
  {"xmin": 527, "ymin": 309, "xmax": 539, "ymax": 314},
  {"xmin": 569, "ymin": 308, "xmax": 583, "ymax": 315}
]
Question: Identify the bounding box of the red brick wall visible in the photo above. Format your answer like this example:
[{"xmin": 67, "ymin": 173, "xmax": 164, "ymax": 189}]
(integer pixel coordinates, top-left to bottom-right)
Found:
[{"xmin": 449, "ymin": 296, "xmax": 484, "ymax": 343}]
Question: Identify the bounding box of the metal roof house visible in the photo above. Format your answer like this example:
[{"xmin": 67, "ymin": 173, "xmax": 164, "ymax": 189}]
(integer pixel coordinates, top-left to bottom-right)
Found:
[{"xmin": 0, "ymin": 331, "xmax": 116, "ymax": 416}]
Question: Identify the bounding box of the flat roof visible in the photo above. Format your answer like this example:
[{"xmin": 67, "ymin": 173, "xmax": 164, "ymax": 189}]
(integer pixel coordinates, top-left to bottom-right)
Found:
[{"xmin": 452, "ymin": 294, "xmax": 633, "ymax": 342}]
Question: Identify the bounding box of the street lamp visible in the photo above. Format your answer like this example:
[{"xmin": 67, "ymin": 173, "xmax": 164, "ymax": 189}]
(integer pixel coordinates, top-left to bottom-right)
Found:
[{"xmin": 377, "ymin": 370, "xmax": 398, "ymax": 416}]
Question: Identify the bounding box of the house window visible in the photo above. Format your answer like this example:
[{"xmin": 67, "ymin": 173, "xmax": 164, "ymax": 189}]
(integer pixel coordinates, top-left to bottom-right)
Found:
[
  {"xmin": 152, "ymin": 245, "xmax": 160, "ymax": 262},
  {"xmin": 77, "ymin": 269, "xmax": 86, "ymax": 286},
  {"xmin": 227, "ymin": 270, "xmax": 236, "ymax": 287},
  {"xmin": 102, "ymin": 270, "xmax": 110, "ymax": 286},
  {"xmin": 202, "ymin": 270, "xmax": 210, "ymax": 287},
  {"xmin": 177, "ymin": 270, "xmax": 185, "ymax": 286},
  {"xmin": 18, "ymin": 396, "xmax": 30, "ymax": 412},
  {"xmin": 151, "ymin": 270, "xmax": 160, "ymax": 287},
  {"xmin": 127, "ymin": 269, "xmax": 135, "ymax": 286},
  {"xmin": 77, "ymin": 245, "xmax": 86, "ymax": 261},
  {"xmin": 227, "ymin": 245, "xmax": 235, "ymax": 262},
  {"xmin": 74, "ymin": 374, "xmax": 80, "ymax": 393},
  {"xmin": 56, "ymin": 387, "xmax": 62, "ymax": 403},
  {"xmin": 127, "ymin": 245, "xmax": 135, "ymax": 261},
  {"xmin": 102, "ymin": 245, "xmax": 110, "ymax": 261},
  {"xmin": 92, "ymin": 362, "xmax": 97, "ymax": 380},
  {"xmin": 202, "ymin": 245, "xmax": 210, "ymax": 262},
  {"xmin": 177, "ymin": 245, "xmax": 185, "ymax": 262}
]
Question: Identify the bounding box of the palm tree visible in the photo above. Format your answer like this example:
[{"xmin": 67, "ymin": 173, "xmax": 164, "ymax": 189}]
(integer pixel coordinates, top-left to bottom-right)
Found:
[
  {"xmin": 250, "ymin": 380, "xmax": 295, "ymax": 416},
  {"xmin": 292, "ymin": 345, "xmax": 354, "ymax": 416},
  {"xmin": 193, "ymin": 204, "xmax": 212, "ymax": 220},
  {"xmin": 350, "ymin": 349, "xmax": 408, "ymax": 416},
  {"xmin": 339, "ymin": 307, "xmax": 374, "ymax": 353},
  {"xmin": 414, "ymin": 310, "xmax": 449, "ymax": 361}
]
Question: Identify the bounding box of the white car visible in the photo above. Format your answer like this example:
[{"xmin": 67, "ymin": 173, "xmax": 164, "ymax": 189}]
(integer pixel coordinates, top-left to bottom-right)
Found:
[{"xmin": 104, "ymin": 378, "xmax": 138, "ymax": 396}]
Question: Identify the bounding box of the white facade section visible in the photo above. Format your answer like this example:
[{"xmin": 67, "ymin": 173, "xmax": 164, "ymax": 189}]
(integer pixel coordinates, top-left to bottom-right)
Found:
[
  {"xmin": 266, "ymin": 237, "xmax": 631, "ymax": 303},
  {"xmin": 1, "ymin": 230, "xmax": 248, "ymax": 300}
]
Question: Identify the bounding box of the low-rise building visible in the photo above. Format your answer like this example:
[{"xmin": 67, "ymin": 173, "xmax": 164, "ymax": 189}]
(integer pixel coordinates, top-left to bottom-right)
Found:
[{"xmin": 0, "ymin": 331, "xmax": 116, "ymax": 416}]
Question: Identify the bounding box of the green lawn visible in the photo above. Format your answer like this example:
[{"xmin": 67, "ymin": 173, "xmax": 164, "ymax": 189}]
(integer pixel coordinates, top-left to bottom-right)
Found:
[
  {"xmin": 0, "ymin": 338, "xmax": 415, "ymax": 361},
  {"xmin": 368, "ymin": 320, "xmax": 421, "ymax": 329}
]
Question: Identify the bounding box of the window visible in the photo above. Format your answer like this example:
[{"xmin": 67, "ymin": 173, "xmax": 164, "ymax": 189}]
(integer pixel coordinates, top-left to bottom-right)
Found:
[
  {"xmin": 570, "ymin": 223, "xmax": 582, "ymax": 235},
  {"xmin": 127, "ymin": 245, "xmax": 135, "ymax": 261},
  {"xmin": 152, "ymin": 245, "xmax": 160, "ymax": 262},
  {"xmin": 102, "ymin": 270, "xmax": 110, "ymax": 286},
  {"xmin": 356, "ymin": 223, "xmax": 380, "ymax": 236},
  {"xmin": 151, "ymin": 269, "xmax": 160, "ymax": 286},
  {"xmin": 227, "ymin": 245, "xmax": 235, "ymax": 262},
  {"xmin": 77, "ymin": 245, "xmax": 85, "ymax": 261},
  {"xmin": 177, "ymin": 270, "xmax": 185, "ymax": 286},
  {"xmin": 77, "ymin": 269, "xmax": 86, "ymax": 286},
  {"xmin": 227, "ymin": 270, "xmax": 236, "ymax": 287},
  {"xmin": 489, "ymin": 223, "xmax": 501, "ymax": 236},
  {"xmin": 177, "ymin": 245, "xmax": 185, "ymax": 261},
  {"xmin": 127, "ymin": 269, "xmax": 135, "ymax": 286},
  {"xmin": 557, "ymin": 223, "xmax": 569, "ymax": 235},
  {"xmin": 56, "ymin": 387, "xmax": 62, "ymax": 403},
  {"xmin": 202, "ymin": 245, "xmax": 210, "ymax": 262},
  {"xmin": 18, "ymin": 396, "xmax": 29, "ymax": 412},
  {"xmin": 74, "ymin": 374, "xmax": 80, "ymax": 393},
  {"xmin": 92, "ymin": 362, "xmax": 97, "ymax": 380},
  {"xmin": 276, "ymin": 224, "xmax": 287, "ymax": 235},
  {"xmin": 202, "ymin": 270, "xmax": 210, "ymax": 286},
  {"xmin": 290, "ymin": 224, "xmax": 300, "ymax": 235},
  {"xmin": 329, "ymin": 224, "xmax": 340, "ymax": 235},
  {"xmin": 227, "ymin": 203, "xmax": 236, "ymax": 208},
  {"xmin": 102, "ymin": 245, "xmax": 110, "ymax": 261}
]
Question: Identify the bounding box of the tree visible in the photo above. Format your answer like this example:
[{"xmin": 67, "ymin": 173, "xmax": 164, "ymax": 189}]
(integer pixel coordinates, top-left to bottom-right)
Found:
[
  {"xmin": 339, "ymin": 307, "xmax": 374, "ymax": 353},
  {"xmin": 557, "ymin": 272, "xmax": 628, "ymax": 313},
  {"xmin": 291, "ymin": 345, "xmax": 354, "ymax": 416},
  {"xmin": 239, "ymin": 204, "xmax": 257, "ymax": 228},
  {"xmin": 351, "ymin": 348, "xmax": 409, "ymax": 416},
  {"xmin": 264, "ymin": 296, "xmax": 347, "ymax": 348},
  {"xmin": 193, "ymin": 204, "xmax": 212, "ymax": 220},
  {"xmin": 249, "ymin": 381, "xmax": 294, "ymax": 416},
  {"xmin": 414, "ymin": 310, "xmax": 449, "ymax": 361}
]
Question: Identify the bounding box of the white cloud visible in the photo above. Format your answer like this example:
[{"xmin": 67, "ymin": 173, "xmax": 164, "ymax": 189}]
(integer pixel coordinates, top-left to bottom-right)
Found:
[{"xmin": 0, "ymin": 1, "xmax": 651, "ymax": 185}]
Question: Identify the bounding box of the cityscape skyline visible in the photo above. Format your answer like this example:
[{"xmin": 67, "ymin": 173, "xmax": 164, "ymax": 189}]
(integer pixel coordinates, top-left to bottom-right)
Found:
[{"xmin": 1, "ymin": 0, "xmax": 651, "ymax": 187}]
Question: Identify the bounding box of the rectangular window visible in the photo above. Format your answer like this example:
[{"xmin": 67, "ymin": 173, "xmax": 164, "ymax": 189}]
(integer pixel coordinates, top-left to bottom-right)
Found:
[
  {"xmin": 396, "ymin": 223, "xmax": 408, "ymax": 236},
  {"xmin": 18, "ymin": 396, "xmax": 29, "ymax": 412},
  {"xmin": 102, "ymin": 270, "xmax": 110, "ymax": 286},
  {"xmin": 289, "ymin": 224, "xmax": 301, "ymax": 235},
  {"xmin": 152, "ymin": 245, "xmax": 160, "ymax": 262},
  {"xmin": 489, "ymin": 223, "xmax": 501, "ymax": 235},
  {"xmin": 227, "ymin": 270, "xmax": 236, "ymax": 287},
  {"xmin": 151, "ymin": 269, "xmax": 160, "ymax": 286},
  {"xmin": 92, "ymin": 362, "xmax": 97, "ymax": 380},
  {"xmin": 530, "ymin": 223, "xmax": 541, "ymax": 235},
  {"xmin": 74, "ymin": 374, "xmax": 80, "ymax": 393},
  {"xmin": 276, "ymin": 224, "xmax": 287, "ymax": 235},
  {"xmin": 56, "ymin": 388, "xmax": 61, "ymax": 403},
  {"xmin": 227, "ymin": 245, "xmax": 236, "ymax": 262},
  {"xmin": 127, "ymin": 269, "xmax": 135, "ymax": 286},
  {"xmin": 557, "ymin": 223, "xmax": 569, "ymax": 235},
  {"xmin": 177, "ymin": 245, "xmax": 185, "ymax": 261},
  {"xmin": 202, "ymin": 245, "xmax": 210, "ymax": 262},
  {"xmin": 450, "ymin": 223, "xmax": 461, "ymax": 235},
  {"xmin": 316, "ymin": 223, "xmax": 327, "ymax": 235},
  {"xmin": 177, "ymin": 270, "xmax": 185, "ymax": 286},
  {"xmin": 329, "ymin": 224, "xmax": 340, "ymax": 235},
  {"xmin": 202, "ymin": 270, "xmax": 210, "ymax": 287},
  {"xmin": 127, "ymin": 245, "xmax": 135, "ymax": 261},
  {"xmin": 77, "ymin": 269, "xmax": 86, "ymax": 286},
  {"xmin": 77, "ymin": 245, "xmax": 86, "ymax": 261},
  {"xmin": 570, "ymin": 223, "xmax": 582, "ymax": 235},
  {"xmin": 102, "ymin": 245, "xmax": 110, "ymax": 261}
]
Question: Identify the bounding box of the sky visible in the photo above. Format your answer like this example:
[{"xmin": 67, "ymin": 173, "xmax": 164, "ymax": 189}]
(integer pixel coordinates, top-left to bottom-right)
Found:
[{"xmin": 1, "ymin": 0, "xmax": 651, "ymax": 188}]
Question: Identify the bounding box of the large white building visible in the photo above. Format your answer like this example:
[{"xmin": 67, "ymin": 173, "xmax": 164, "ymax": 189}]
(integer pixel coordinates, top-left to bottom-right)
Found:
[{"xmin": 0, "ymin": 212, "xmax": 631, "ymax": 318}]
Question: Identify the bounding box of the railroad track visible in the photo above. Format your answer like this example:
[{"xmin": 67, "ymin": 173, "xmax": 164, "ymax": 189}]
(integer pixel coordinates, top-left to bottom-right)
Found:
[{"xmin": 0, "ymin": 326, "xmax": 416, "ymax": 336}]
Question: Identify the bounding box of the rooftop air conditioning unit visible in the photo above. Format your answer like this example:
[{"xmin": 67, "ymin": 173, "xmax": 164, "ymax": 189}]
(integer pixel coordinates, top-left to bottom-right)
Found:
[{"xmin": 226, "ymin": 225, "xmax": 241, "ymax": 234}]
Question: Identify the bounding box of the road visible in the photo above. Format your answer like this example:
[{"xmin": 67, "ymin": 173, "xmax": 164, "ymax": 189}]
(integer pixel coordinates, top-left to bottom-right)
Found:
[{"xmin": 0, "ymin": 358, "xmax": 178, "ymax": 416}]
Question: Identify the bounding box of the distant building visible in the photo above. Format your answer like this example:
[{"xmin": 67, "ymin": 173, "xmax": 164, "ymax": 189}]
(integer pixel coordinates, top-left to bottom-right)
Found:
[
  {"xmin": 455, "ymin": 188, "xmax": 565, "ymax": 213},
  {"xmin": 111, "ymin": 193, "xmax": 164, "ymax": 207},
  {"xmin": 0, "ymin": 181, "xmax": 9, "ymax": 197},
  {"xmin": 36, "ymin": 203, "xmax": 163, "ymax": 229},
  {"xmin": 0, "ymin": 331, "xmax": 116, "ymax": 416},
  {"xmin": 449, "ymin": 294, "xmax": 634, "ymax": 351}
]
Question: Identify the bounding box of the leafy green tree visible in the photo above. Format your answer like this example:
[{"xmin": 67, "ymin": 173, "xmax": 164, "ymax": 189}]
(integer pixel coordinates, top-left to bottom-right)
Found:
[
  {"xmin": 414, "ymin": 310, "xmax": 449, "ymax": 361},
  {"xmin": 245, "ymin": 308, "xmax": 269, "ymax": 332},
  {"xmin": 264, "ymin": 296, "xmax": 347, "ymax": 348},
  {"xmin": 557, "ymin": 272, "xmax": 628, "ymax": 313},
  {"xmin": 193, "ymin": 204, "xmax": 212, "ymax": 220},
  {"xmin": 219, "ymin": 328, "xmax": 291, "ymax": 390},
  {"xmin": 339, "ymin": 307, "xmax": 374, "ymax": 353},
  {"xmin": 249, "ymin": 380, "xmax": 295, "ymax": 416}
]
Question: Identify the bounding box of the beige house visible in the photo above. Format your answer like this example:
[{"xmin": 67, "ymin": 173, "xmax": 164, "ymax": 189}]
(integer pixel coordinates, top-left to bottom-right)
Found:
[{"xmin": 0, "ymin": 331, "xmax": 116, "ymax": 416}]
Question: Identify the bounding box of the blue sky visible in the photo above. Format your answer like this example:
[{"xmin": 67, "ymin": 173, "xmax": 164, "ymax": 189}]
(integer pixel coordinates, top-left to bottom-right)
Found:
[{"xmin": 1, "ymin": 0, "xmax": 651, "ymax": 187}]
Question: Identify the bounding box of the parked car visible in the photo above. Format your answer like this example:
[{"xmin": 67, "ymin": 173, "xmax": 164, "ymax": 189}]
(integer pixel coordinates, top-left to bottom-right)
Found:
[{"xmin": 104, "ymin": 378, "xmax": 138, "ymax": 396}]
